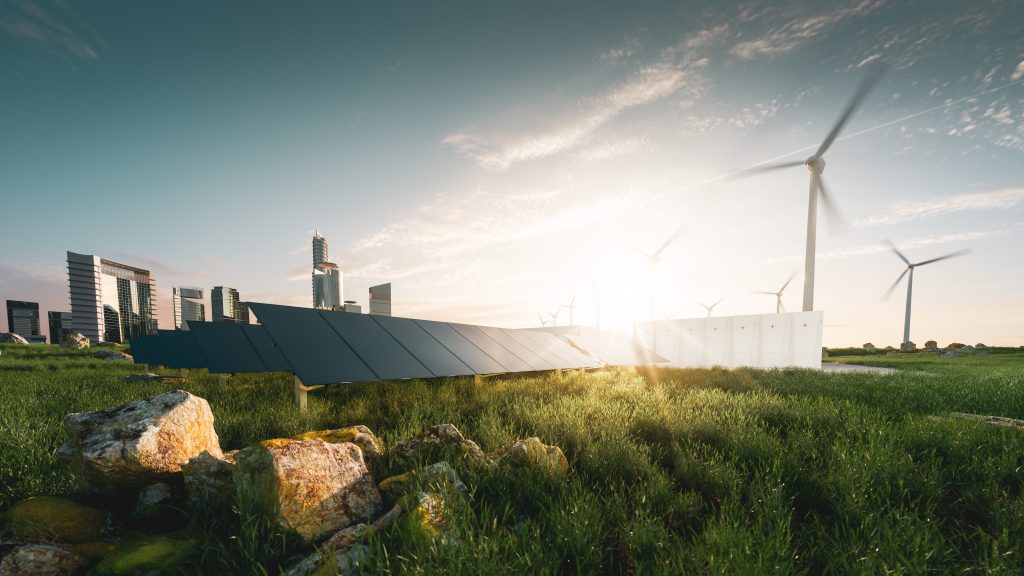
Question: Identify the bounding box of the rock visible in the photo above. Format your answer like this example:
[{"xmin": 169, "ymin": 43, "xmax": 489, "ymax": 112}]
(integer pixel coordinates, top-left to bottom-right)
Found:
[
  {"xmin": 123, "ymin": 373, "xmax": 184, "ymax": 383},
  {"xmin": 0, "ymin": 544, "xmax": 90, "ymax": 576},
  {"xmin": 0, "ymin": 333, "xmax": 29, "ymax": 344},
  {"xmin": 392, "ymin": 424, "xmax": 487, "ymax": 467},
  {"xmin": 182, "ymin": 450, "xmax": 238, "ymax": 508},
  {"xmin": 293, "ymin": 426, "xmax": 384, "ymax": 462},
  {"xmin": 61, "ymin": 333, "xmax": 90, "ymax": 350},
  {"xmin": 378, "ymin": 461, "xmax": 466, "ymax": 502},
  {"xmin": 899, "ymin": 341, "xmax": 917, "ymax": 353},
  {"xmin": 103, "ymin": 352, "xmax": 133, "ymax": 362},
  {"xmin": 975, "ymin": 343, "xmax": 987, "ymax": 349},
  {"xmin": 397, "ymin": 492, "xmax": 451, "ymax": 540},
  {"xmin": 285, "ymin": 505, "xmax": 404, "ymax": 576},
  {"xmin": 491, "ymin": 437, "xmax": 569, "ymax": 477},
  {"xmin": 133, "ymin": 482, "xmax": 186, "ymax": 528},
  {"xmin": 862, "ymin": 342, "xmax": 875, "ymax": 351},
  {"xmin": 57, "ymin": 390, "xmax": 222, "ymax": 494},
  {"xmin": 884, "ymin": 346, "xmax": 896, "ymax": 351},
  {"xmin": 234, "ymin": 438, "xmax": 383, "ymax": 542},
  {"xmin": 924, "ymin": 340, "xmax": 939, "ymax": 351},
  {"xmin": 947, "ymin": 342, "xmax": 965, "ymax": 349},
  {"xmin": 942, "ymin": 351, "xmax": 962, "ymax": 358},
  {"xmin": 978, "ymin": 351, "xmax": 990, "ymax": 357},
  {"xmin": 960, "ymin": 345, "xmax": 976, "ymax": 352},
  {"xmin": 4, "ymin": 496, "xmax": 107, "ymax": 543},
  {"xmin": 89, "ymin": 535, "xmax": 196, "ymax": 576},
  {"xmin": 950, "ymin": 413, "xmax": 1024, "ymax": 429}
]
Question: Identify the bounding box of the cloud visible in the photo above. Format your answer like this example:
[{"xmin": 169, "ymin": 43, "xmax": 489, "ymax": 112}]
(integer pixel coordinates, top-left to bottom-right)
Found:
[
  {"xmin": 442, "ymin": 26, "xmax": 728, "ymax": 171},
  {"xmin": 1013, "ymin": 61, "xmax": 1024, "ymax": 81},
  {"xmin": 854, "ymin": 188, "xmax": 1024, "ymax": 227},
  {"xmin": 574, "ymin": 136, "xmax": 651, "ymax": 162},
  {"xmin": 731, "ymin": 0, "xmax": 884, "ymax": 59},
  {"xmin": 0, "ymin": 1, "xmax": 103, "ymax": 62}
]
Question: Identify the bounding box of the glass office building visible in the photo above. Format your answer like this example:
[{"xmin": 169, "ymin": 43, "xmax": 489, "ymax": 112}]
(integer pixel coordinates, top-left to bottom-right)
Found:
[
  {"xmin": 67, "ymin": 252, "xmax": 157, "ymax": 343},
  {"xmin": 173, "ymin": 286, "xmax": 205, "ymax": 330},
  {"xmin": 369, "ymin": 283, "xmax": 392, "ymax": 316},
  {"xmin": 212, "ymin": 286, "xmax": 247, "ymax": 323},
  {"xmin": 311, "ymin": 231, "xmax": 343, "ymax": 309},
  {"xmin": 6, "ymin": 300, "xmax": 40, "ymax": 337},
  {"xmin": 48, "ymin": 311, "xmax": 72, "ymax": 344}
]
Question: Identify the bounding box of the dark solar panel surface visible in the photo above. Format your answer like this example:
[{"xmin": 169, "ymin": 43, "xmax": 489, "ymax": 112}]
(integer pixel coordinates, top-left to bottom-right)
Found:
[
  {"xmin": 414, "ymin": 319, "xmax": 506, "ymax": 374},
  {"xmin": 320, "ymin": 310, "xmax": 433, "ymax": 380},
  {"xmin": 241, "ymin": 324, "xmax": 292, "ymax": 372},
  {"xmin": 247, "ymin": 303, "xmax": 376, "ymax": 384},
  {"xmin": 448, "ymin": 323, "xmax": 532, "ymax": 372},
  {"xmin": 370, "ymin": 316, "xmax": 474, "ymax": 377},
  {"xmin": 128, "ymin": 335, "xmax": 163, "ymax": 365},
  {"xmin": 478, "ymin": 326, "xmax": 554, "ymax": 371},
  {"xmin": 156, "ymin": 330, "xmax": 206, "ymax": 369},
  {"xmin": 188, "ymin": 322, "xmax": 267, "ymax": 374},
  {"xmin": 507, "ymin": 329, "xmax": 579, "ymax": 368}
]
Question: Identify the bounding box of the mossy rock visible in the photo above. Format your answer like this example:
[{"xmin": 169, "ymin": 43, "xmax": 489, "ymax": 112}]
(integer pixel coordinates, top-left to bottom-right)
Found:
[
  {"xmin": 378, "ymin": 461, "xmax": 465, "ymax": 503},
  {"xmin": 397, "ymin": 492, "xmax": 448, "ymax": 540},
  {"xmin": 3, "ymin": 496, "xmax": 107, "ymax": 543},
  {"xmin": 90, "ymin": 535, "xmax": 196, "ymax": 576},
  {"xmin": 293, "ymin": 425, "xmax": 384, "ymax": 461},
  {"xmin": 490, "ymin": 437, "xmax": 569, "ymax": 477}
]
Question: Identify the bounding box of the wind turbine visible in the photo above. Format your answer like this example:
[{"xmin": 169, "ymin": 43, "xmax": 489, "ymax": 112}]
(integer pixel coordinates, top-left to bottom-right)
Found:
[
  {"xmin": 883, "ymin": 241, "xmax": 970, "ymax": 344},
  {"xmin": 630, "ymin": 226, "xmax": 686, "ymax": 323},
  {"xmin": 538, "ymin": 314, "xmax": 549, "ymax": 328},
  {"xmin": 740, "ymin": 65, "xmax": 885, "ymax": 312},
  {"xmin": 697, "ymin": 298, "xmax": 724, "ymax": 319},
  {"xmin": 561, "ymin": 295, "xmax": 577, "ymax": 326},
  {"xmin": 755, "ymin": 272, "xmax": 797, "ymax": 314},
  {"xmin": 548, "ymin": 308, "xmax": 561, "ymax": 327}
]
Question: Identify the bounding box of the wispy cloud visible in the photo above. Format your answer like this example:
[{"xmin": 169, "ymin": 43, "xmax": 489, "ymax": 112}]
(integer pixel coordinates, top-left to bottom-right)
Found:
[
  {"xmin": 110, "ymin": 252, "xmax": 213, "ymax": 279},
  {"xmin": 854, "ymin": 188, "xmax": 1024, "ymax": 227},
  {"xmin": 731, "ymin": 0, "xmax": 884, "ymax": 59},
  {"xmin": 0, "ymin": 1, "xmax": 104, "ymax": 62},
  {"xmin": 443, "ymin": 26, "xmax": 728, "ymax": 171},
  {"xmin": 1013, "ymin": 61, "xmax": 1024, "ymax": 82},
  {"xmin": 573, "ymin": 136, "xmax": 651, "ymax": 162}
]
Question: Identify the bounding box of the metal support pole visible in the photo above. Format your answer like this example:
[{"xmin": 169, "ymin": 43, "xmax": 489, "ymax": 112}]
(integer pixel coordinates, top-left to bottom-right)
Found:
[
  {"xmin": 802, "ymin": 174, "xmax": 818, "ymax": 313},
  {"xmin": 473, "ymin": 374, "xmax": 482, "ymax": 386},
  {"xmin": 903, "ymin": 268, "xmax": 914, "ymax": 343},
  {"xmin": 294, "ymin": 375, "xmax": 308, "ymax": 411}
]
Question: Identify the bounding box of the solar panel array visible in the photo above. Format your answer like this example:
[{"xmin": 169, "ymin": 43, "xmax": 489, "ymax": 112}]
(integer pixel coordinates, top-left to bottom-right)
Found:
[{"xmin": 129, "ymin": 303, "xmax": 668, "ymax": 387}]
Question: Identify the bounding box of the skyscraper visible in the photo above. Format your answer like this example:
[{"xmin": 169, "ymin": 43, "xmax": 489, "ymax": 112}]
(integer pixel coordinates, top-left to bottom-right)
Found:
[
  {"xmin": 369, "ymin": 283, "xmax": 391, "ymax": 316},
  {"xmin": 211, "ymin": 286, "xmax": 241, "ymax": 323},
  {"xmin": 311, "ymin": 231, "xmax": 342, "ymax": 309},
  {"xmin": 6, "ymin": 300, "xmax": 40, "ymax": 337},
  {"xmin": 67, "ymin": 252, "xmax": 157, "ymax": 343},
  {"xmin": 48, "ymin": 311, "xmax": 72, "ymax": 344},
  {"xmin": 236, "ymin": 301, "xmax": 250, "ymax": 324},
  {"xmin": 173, "ymin": 286, "xmax": 205, "ymax": 330}
]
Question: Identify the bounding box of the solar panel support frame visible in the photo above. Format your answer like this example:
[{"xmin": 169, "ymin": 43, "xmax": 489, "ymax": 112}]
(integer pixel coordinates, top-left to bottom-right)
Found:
[{"xmin": 294, "ymin": 375, "xmax": 325, "ymax": 411}]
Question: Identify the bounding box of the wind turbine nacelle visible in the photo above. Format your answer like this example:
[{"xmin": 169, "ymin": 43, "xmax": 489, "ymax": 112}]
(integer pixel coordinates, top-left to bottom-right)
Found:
[{"xmin": 805, "ymin": 157, "xmax": 825, "ymax": 174}]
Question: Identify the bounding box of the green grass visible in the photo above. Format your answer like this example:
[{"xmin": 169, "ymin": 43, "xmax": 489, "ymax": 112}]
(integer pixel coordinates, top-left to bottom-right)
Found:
[{"xmin": 2, "ymin": 343, "xmax": 1024, "ymax": 574}]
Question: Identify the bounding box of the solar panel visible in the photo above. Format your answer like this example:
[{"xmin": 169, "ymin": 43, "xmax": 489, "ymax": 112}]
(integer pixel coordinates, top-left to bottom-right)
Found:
[
  {"xmin": 565, "ymin": 331, "xmax": 667, "ymax": 366},
  {"xmin": 414, "ymin": 319, "xmax": 506, "ymax": 374},
  {"xmin": 156, "ymin": 330, "xmax": 207, "ymax": 369},
  {"xmin": 448, "ymin": 323, "xmax": 532, "ymax": 372},
  {"xmin": 128, "ymin": 335, "xmax": 163, "ymax": 366},
  {"xmin": 188, "ymin": 322, "xmax": 267, "ymax": 374},
  {"xmin": 513, "ymin": 329, "xmax": 597, "ymax": 369},
  {"xmin": 479, "ymin": 326, "xmax": 555, "ymax": 371},
  {"xmin": 319, "ymin": 309, "xmax": 434, "ymax": 380},
  {"xmin": 240, "ymin": 324, "xmax": 292, "ymax": 372},
  {"xmin": 247, "ymin": 303, "xmax": 376, "ymax": 385},
  {"xmin": 370, "ymin": 316, "xmax": 474, "ymax": 377}
]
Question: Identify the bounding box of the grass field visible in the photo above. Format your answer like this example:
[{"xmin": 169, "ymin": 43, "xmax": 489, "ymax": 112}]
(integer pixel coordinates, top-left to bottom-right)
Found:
[{"xmin": 2, "ymin": 343, "xmax": 1024, "ymax": 574}]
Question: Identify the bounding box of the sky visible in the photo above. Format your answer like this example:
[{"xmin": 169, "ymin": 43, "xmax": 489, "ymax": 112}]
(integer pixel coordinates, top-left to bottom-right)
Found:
[{"xmin": 1, "ymin": 0, "xmax": 1022, "ymax": 347}]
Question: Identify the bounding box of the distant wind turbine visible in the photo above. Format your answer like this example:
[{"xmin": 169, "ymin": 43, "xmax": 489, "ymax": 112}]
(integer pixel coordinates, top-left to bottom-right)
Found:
[
  {"xmin": 630, "ymin": 226, "xmax": 686, "ymax": 324},
  {"xmin": 561, "ymin": 295, "xmax": 577, "ymax": 326},
  {"xmin": 739, "ymin": 65, "xmax": 885, "ymax": 312},
  {"xmin": 883, "ymin": 240, "xmax": 970, "ymax": 344},
  {"xmin": 548, "ymin": 308, "xmax": 561, "ymax": 327},
  {"xmin": 538, "ymin": 314, "xmax": 549, "ymax": 328},
  {"xmin": 697, "ymin": 298, "xmax": 724, "ymax": 319},
  {"xmin": 755, "ymin": 272, "xmax": 797, "ymax": 314}
]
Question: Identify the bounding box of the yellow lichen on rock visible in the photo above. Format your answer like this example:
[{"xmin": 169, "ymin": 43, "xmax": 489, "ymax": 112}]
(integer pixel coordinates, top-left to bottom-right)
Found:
[
  {"xmin": 292, "ymin": 425, "xmax": 384, "ymax": 461},
  {"xmin": 490, "ymin": 437, "xmax": 569, "ymax": 477},
  {"xmin": 4, "ymin": 496, "xmax": 107, "ymax": 544}
]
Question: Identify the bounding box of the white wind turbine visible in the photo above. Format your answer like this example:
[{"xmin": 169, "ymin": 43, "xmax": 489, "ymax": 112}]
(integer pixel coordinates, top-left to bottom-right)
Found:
[
  {"xmin": 755, "ymin": 272, "xmax": 797, "ymax": 314},
  {"xmin": 883, "ymin": 241, "xmax": 970, "ymax": 344},
  {"xmin": 538, "ymin": 314, "xmax": 549, "ymax": 328},
  {"xmin": 561, "ymin": 295, "xmax": 577, "ymax": 326},
  {"xmin": 697, "ymin": 298, "xmax": 724, "ymax": 319},
  {"xmin": 741, "ymin": 66, "xmax": 885, "ymax": 312},
  {"xmin": 630, "ymin": 226, "xmax": 686, "ymax": 324},
  {"xmin": 548, "ymin": 308, "xmax": 561, "ymax": 327}
]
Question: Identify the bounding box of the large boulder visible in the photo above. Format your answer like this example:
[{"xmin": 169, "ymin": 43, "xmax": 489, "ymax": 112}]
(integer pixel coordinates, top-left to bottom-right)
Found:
[
  {"xmin": 975, "ymin": 343, "xmax": 987, "ymax": 349},
  {"xmin": 182, "ymin": 449, "xmax": 238, "ymax": 508},
  {"xmin": 61, "ymin": 333, "xmax": 90, "ymax": 350},
  {"xmin": 392, "ymin": 424, "xmax": 487, "ymax": 466},
  {"xmin": 4, "ymin": 496, "xmax": 107, "ymax": 544},
  {"xmin": 942, "ymin": 351, "xmax": 962, "ymax": 358},
  {"xmin": 924, "ymin": 340, "xmax": 939, "ymax": 351},
  {"xmin": 960, "ymin": 345, "xmax": 976, "ymax": 352},
  {"xmin": 293, "ymin": 426, "xmax": 384, "ymax": 462},
  {"xmin": 899, "ymin": 341, "xmax": 917, "ymax": 352},
  {"xmin": 490, "ymin": 437, "xmax": 569, "ymax": 477},
  {"xmin": 103, "ymin": 352, "xmax": 133, "ymax": 362},
  {"xmin": 0, "ymin": 544, "xmax": 90, "ymax": 576},
  {"xmin": 57, "ymin": 391, "xmax": 222, "ymax": 494},
  {"xmin": 862, "ymin": 342, "xmax": 875, "ymax": 351},
  {"xmin": 234, "ymin": 438, "xmax": 383, "ymax": 542},
  {"xmin": 0, "ymin": 332, "xmax": 29, "ymax": 344},
  {"xmin": 947, "ymin": 342, "xmax": 966, "ymax": 349}
]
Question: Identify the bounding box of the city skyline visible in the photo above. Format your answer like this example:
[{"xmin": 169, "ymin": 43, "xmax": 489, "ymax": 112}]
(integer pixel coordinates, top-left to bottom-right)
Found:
[{"xmin": 1, "ymin": 1, "xmax": 1022, "ymax": 346}]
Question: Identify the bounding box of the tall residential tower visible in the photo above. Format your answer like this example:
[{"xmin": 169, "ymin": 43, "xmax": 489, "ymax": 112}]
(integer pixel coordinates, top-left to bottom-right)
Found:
[{"xmin": 66, "ymin": 252, "xmax": 157, "ymax": 343}]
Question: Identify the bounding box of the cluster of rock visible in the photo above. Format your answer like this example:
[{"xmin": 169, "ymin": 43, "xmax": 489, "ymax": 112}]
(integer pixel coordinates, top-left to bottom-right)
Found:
[
  {"xmin": 62, "ymin": 333, "xmax": 90, "ymax": 350},
  {"xmin": 861, "ymin": 340, "xmax": 995, "ymax": 357},
  {"xmin": 0, "ymin": 333, "xmax": 29, "ymax": 345},
  {"xmin": 0, "ymin": 391, "xmax": 569, "ymax": 575}
]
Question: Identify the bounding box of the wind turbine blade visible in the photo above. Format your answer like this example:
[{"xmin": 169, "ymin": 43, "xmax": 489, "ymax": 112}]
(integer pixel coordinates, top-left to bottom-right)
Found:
[
  {"xmin": 711, "ymin": 298, "xmax": 724, "ymax": 309},
  {"xmin": 779, "ymin": 271, "xmax": 797, "ymax": 294},
  {"xmin": 884, "ymin": 239, "xmax": 911, "ymax": 266},
  {"xmin": 653, "ymin": 225, "xmax": 686, "ymax": 259},
  {"xmin": 697, "ymin": 301, "xmax": 709, "ymax": 310},
  {"xmin": 733, "ymin": 160, "xmax": 805, "ymax": 177},
  {"xmin": 915, "ymin": 248, "xmax": 971, "ymax": 267},
  {"xmin": 569, "ymin": 295, "xmax": 576, "ymax": 307},
  {"xmin": 753, "ymin": 291, "xmax": 777, "ymax": 295},
  {"xmin": 882, "ymin": 268, "xmax": 909, "ymax": 299},
  {"xmin": 625, "ymin": 242, "xmax": 651, "ymax": 261},
  {"xmin": 815, "ymin": 65, "xmax": 886, "ymax": 158},
  {"xmin": 815, "ymin": 173, "xmax": 848, "ymax": 233}
]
